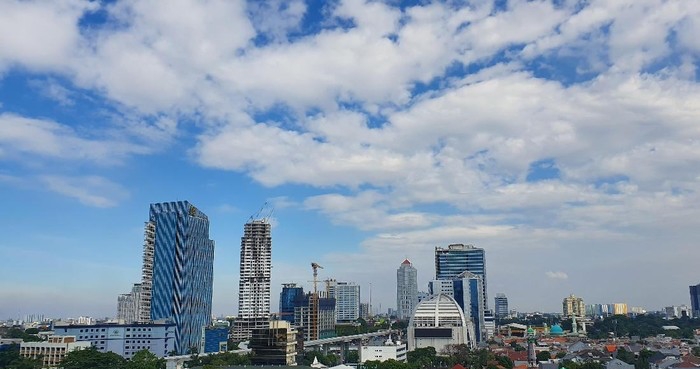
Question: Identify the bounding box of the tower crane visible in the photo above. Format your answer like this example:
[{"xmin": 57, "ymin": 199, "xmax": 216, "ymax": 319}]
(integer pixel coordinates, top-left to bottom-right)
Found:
[{"xmin": 310, "ymin": 262, "xmax": 323, "ymax": 340}]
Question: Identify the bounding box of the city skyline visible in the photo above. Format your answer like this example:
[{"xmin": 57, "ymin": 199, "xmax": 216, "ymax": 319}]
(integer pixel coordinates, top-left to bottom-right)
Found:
[{"xmin": 2, "ymin": 0, "xmax": 700, "ymax": 319}]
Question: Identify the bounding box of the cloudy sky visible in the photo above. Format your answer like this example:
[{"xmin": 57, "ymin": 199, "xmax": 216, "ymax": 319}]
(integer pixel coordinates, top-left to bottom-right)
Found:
[{"xmin": 1, "ymin": 0, "xmax": 700, "ymax": 320}]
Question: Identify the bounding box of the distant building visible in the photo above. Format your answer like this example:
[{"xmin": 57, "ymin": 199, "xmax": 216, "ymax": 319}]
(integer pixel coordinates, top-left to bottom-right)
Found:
[
  {"xmin": 407, "ymin": 293, "xmax": 476, "ymax": 352},
  {"xmin": 417, "ymin": 291, "xmax": 430, "ymax": 303},
  {"xmin": 20, "ymin": 336, "xmax": 91, "ymax": 367},
  {"xmin": 360, "ymin": 337, "xmax": 407, "ymax": 363},
  {"xmin": 233, "ymin": 219, "xmax": 272, "ymax": 341},
  {"xmin": 53, "ymin": 322, "xmax": 176, "ymax": 359},
  {"xmin": 563, "ymin": 294, "xmax": 585, "ymax": 317},
  {"xmin": 360, "ymin": 303, "xmax": 370, "ymax": 320},
  {"xmin": 117, "ymin": 283, "xmax": 142, "ymax": 323},
  {"xmin": 397, "ymin": 259, "xmax": 418, "ymax": 320},
  {"xmin": 200, "ymin": 326, "xmax": 228, "ymax": 353},
  {"xmin": 495, "ymin": 293, "xmax": 509, "ymax": 319},
  {"xmin": 435, "ymin": 244, "xmax": 488, "ymax": 310},
  {"xmin": 429, "ymin": 271, "xmax": 485, "ymax": 342},
  {"xmin": 664, "ymin": 306, "xmax": 691, "ymax": 319},
  {"xmin": 280, "ymin": 284, "xmax": 304, "ymax": 323},
  {"xmin": 250, "ymin": 320, "xmax": 298, "ymax": 366},
  {"xmin": 294, "ymin": 293, "xmax": 336, "ymax": 340},
  {"xmin": 613, "ymin": 303, "xmax": 628, "ymax": 315},
  {"xmin": 138, "ymin": 201, "xmax": 215, "ymax": 354},
  {"xmin": 327, "ymin": 280, "xmax": 360, "ymax": 323},
  {"xmin": 690, "ymin": 284, "xmax": 700, "ymax": 318}
]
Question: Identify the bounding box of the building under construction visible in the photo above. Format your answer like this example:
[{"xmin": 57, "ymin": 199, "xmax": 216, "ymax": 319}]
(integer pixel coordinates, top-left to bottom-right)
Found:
[
  {"xmin": 249, "ymin": 320, "xmax": 298, "ymax": 366},
  {"xmin": 294, "ymin": 292, "xmax": 336, "ymax": 341}
]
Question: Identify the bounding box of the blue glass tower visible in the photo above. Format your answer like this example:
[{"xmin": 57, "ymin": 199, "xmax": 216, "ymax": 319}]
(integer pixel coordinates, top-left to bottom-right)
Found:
[
  {"xmin": 140, "ymin": 201, "xmax": 214, "ymax": 355},
  {"xmin": 435, "ymin": 244, "xmax": 487, "ymax": 310},
  {"xmin": 429, "ymin": 271, "xmax": 485, "ymax": 342},
  {"xmin": 690, "ymin": 284, "xmax": 700, "ymax": 318},
  {"xmin": 279, "ymin": 283, "xmax": 304, "ymax": 323}
]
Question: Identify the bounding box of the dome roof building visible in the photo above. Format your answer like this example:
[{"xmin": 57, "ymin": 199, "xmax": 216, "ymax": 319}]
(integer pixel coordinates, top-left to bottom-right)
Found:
[
  {"xmin": 550, "ymin": 324, "xmax": 564, "ymax": 336},
  {"xmin": 407, "ymin": 293, "xmax": 476, "ymax": 352}
]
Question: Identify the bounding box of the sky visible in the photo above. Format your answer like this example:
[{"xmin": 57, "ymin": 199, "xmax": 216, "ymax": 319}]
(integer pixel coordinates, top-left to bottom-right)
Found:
[{"xmin": 1, "ymin": 0, "xmax": 700, "ymax": 320}]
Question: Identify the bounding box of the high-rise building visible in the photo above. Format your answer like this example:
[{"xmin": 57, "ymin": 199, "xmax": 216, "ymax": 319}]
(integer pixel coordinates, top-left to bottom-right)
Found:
[
  {"xmin": 327, "ymin": 280, "xmax": 360, "ymax": 323},
  {"xmin": 279, "ymin": 283, "xmax": 304, "ymax": 323},
  {"xmin": 435, "ymin": 244, "xmax": 488, "ymax": 310},
  {"xmin": 397, "ymin": 259, "xmax": 418, "ymax": 320},
  {"xmin": 690, "ymin": 284, "xmax": 700, "ymax": 318},
  {"xmin": 138, "ymin": 201, "xmax": 214, "ymax": 355},
  {"xmin": 429, "ymin": 271, "xmax": 485, "ymax": 342},
  {"xmin": 117, "ymin": 283, "xmax": 142, "ymax": 323},
  {"xmin": 232, "ymin": 219, "xmax": 272, "ymax": 341},
  {"xmin": 295, "ymin": 293, "xmax": 336, "ymax": 340},
  {"xmin": 613, "ymin": 303, "xmax": 628, "ymax": 315},
  {"xmin": 494, "ymin": 293, "xmax": 508, "ymax": 319},
  {"xmin": 562, "ymin": 294, "xmax": 585, "ymax": 317}
]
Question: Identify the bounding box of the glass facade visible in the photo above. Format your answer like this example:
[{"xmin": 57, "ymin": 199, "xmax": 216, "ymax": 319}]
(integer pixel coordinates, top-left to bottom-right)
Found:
[
  {"xmin": 146, "ymin": 201, "xmax": 214, "ymax": 355},
  {"xmin": 690, "ymin": 284, "xmax": 700, "ymax": 317},
  {"xmin": 279, "ymin": 284, "xmax": 304, "ymax": 323},
  {"xmin": 435, "ymin": 244, "xmax": 488, "ymax": 310},
  {"xmin": 494, "ymin": 293, "xmax": 508, "ymax": 318}
]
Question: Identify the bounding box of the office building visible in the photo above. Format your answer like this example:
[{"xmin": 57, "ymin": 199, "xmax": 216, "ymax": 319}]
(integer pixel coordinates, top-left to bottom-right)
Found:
[
  {"xmin": 117, "ymin": 283, "xmax": 142, "ymax": 324},
  {"xmin": 429, "ymin": 271, "xmax": 485, "ymax": 342},
  {"xmin": 295, "ymin": 293, "xmax": 336, "ymax": 341},
  {"xmin": 280, "ymin": 283, "xmax": 305, "ymax": 323},
  {"xmin": 435, "ymin": 244, "xmax": 488, "ymax": 310},
  {"xmin": 397, "ymin": 259, "xmax": 418, "ymax": 320},
  {"xmin": 327, "ymin": 280, "xmax": 360, "ymax": 323},
  {"xmin": 20, "ymin": 336, "xmax": 91, "ymax": 367},
  {"xmin": 563, "ymin": 294, "xmax": 585, "ymax": 317},
  {"xmin": 360, "ymin": 303, "xmax": 370, "ymax": 320},
  {"xmin": 360, "ymin": 337, "xmax": 407, "ymax": 363},
  {"xmin": 250, "ymin": 320, "xmax": 298, "ymax": 366},
  {"xmin": 690, "ymin": 284, "xmax": 700, "ymax": 318},
  {"xmin": 200, "ymin": 326, "xmax": 229, "ymax": 353},
  {"xmin": 494, "ymin": 293, "xmax": 508, "ymax": 319},
  {"xmin": 613, "ymin": 303, "xmax": 628, "ymax": 315},
  {"xmin": 232, "ymin": 219, "xmax": 272, "ymax": 341},
  {"xmin": 138, "ymin": 201, "xmax": 215, "ymax": 354},
  {"xmin": 53, "ymin": 322, "xmax": 176, "ymax": 359},
  {"xmin": 407, "ymin": 294, "xmax": 476, "ymax": 352}
]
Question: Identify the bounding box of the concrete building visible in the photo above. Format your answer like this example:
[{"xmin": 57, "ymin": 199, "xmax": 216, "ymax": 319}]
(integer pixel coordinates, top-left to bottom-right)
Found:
[
  {"xmin": 327, "ymin": 280, "xmax": 360, "ymax": 323},
  {"xmin": 20, "ymin": 336, "xmax": 91, "ymax": 367},
  {"xmin": 428, "ymin": 271, "xmax": 485, "ymax": 342},
  {"xmin": 250, "ymin": 320, "xmax": 298, "ymax": 366},
  {"xmin": 233, "ymin": 219, "xmax": 272, "ymax": 341},
  {"xmin": 435, "ymin": 244, "xmax": 488, "ymax": 311},
  {"xmin": 360, "ymin": 303, "xmax": 370, "ymax": 320},
  {"xmin": 138, "ymin": 201, "xmax": 215, "ymax": 354},
  {"xmin": 360, "ymin": 337, "xmax": 407, "ymax": 363},
  {"xmin": 294, "ymin": 293, "xmax": 336, "ymax": 341},
  {"xmin": 613, "ymin": 303, "xmax": 628, "ymax": 315},
  {"xmin": 495, "ymin": 293, "xmax": 509, "ymax": 319},
  {"xmin": 407, "ymin": 293, "xmax": 476, "ymax": 352},
  {"xmin": 563, "ymin": 294, "xmax": 585, "ymax": 317},
  {"xmin": 117, "ymin": 283, "xmax": 142, "ymax": 323},
  {"xmin": 397, "ymin": 259, "xmax": 418, "ymax": 320},
  {"xmin": 690, "ymin": 284, "xmax": 700, "ymax": 318},
  {"xmin": 53, "ymin": 322, "xmax": 176, "ymax": 359}
]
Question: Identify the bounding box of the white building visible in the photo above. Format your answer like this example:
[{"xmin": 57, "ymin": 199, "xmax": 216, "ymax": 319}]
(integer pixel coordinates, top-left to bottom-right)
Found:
[
  {"xmin": 118, "ymin": 283, "xmax": 142, "ymax": 323},
  {"xmin": 52, "ymin": 322, "xmax": 176, "ymax": 359},
  {"xmin": 20, "ymin": 336, "xmax": 91, "ymax": 367},
  {"xmin": 407, "ymin": 293, "xmax": 476, "ymax": 353},
  {"xmin": 397, "ymin": 259, "xmax": 418, "ymax": 320},
  {"xmin": 327, "ymin": 280, "xmax": 360, "ymax": 323},
  {"xmin": 360, "ymin": 338, "xmax": 407, "ymax": 363}
]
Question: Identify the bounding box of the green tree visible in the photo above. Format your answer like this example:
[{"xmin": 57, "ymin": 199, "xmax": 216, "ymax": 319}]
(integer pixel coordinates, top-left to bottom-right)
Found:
[
  {"xmin": 126, "ymin": 350, "xmax": 165, "ymax": 369},
  {"xmin": 0, "ymin": 344, "xmax": 42, "ymax": 369},
  {"xmin": 537, "ymin": 351, "xmax": 552, "ymax": 362},
  {"xmin": 347, "ymin": 350, "xmax": 360, "ymax": 363},
  {"xmin": 616, "ymin": 348, "xmax": 635, "ymax": 365},
  {"xmin": 407, "ymin": 346, "xmax": 437, "ymax": 368},
  {"xmin": 692, "ymin": 347, "xmax": 700, "ymax": 357},
  {"xmin": 60, "ymin": 347, "xmax": 126, "ymax": 369}
]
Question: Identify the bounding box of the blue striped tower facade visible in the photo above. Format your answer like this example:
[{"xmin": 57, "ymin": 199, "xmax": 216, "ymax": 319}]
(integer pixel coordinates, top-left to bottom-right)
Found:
[{"xmin": 140, "ymin": 201, "xmax": 214, "ymax": 355}]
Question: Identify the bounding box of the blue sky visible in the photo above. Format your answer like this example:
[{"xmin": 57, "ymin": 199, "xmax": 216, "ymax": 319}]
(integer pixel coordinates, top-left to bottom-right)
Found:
[{"xmin": 1, "ymin": 0, "xmax": 700, "ymax": 319}]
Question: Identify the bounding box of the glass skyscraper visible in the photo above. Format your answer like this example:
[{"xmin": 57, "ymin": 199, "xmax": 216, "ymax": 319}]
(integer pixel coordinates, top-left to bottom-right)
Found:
[
  {"xmin": 690, "ymin": 284, "xmax": 700, "ymax": 318},
  {"xmin": 139, "ymin": 201, "xmax": 214, "ymax": 355},
  {"xmin": 435, "ymin": 244, "xmax": 488, "ymax": 310},
  {"xmin": 279, "ymin": 283, "xmax": 304, "ymax": 323},
  {"xmin": 429, "ymin": 271, "xmax": 485, "ymax": 342},
  {"xmin": 397, "ymin": 259, "xmax": 418, "ymax": 319},
  {"xmin": 494, "ymin": 293, "xmax": 508, "ymax": 319}
]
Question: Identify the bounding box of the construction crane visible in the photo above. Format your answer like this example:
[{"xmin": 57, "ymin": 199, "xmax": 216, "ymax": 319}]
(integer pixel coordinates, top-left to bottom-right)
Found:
[
  {"xmin": 248, "ymin": 201, "xmax": 275, "ymax": 223},
  {"xmin": 310, "ymin": 262, "xmax": 323, "ymax": 340}
]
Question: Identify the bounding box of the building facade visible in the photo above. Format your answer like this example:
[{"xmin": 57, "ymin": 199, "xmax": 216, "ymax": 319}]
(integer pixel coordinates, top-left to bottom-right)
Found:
[
  {"xmin": 138, "ymin": 201, "xmax": 215, "ymax": 354},
  {"xmin": 327, "ymin": 280, "xmax": 360, "ymax": 323},
  {"xmin": 233, "ymin": 219, "xmax": 272, "ymax": 341},
  {"xmin": 690, "ymin": 284, "xmax": 700, "ymax": 318},
  {"xmin": 360, "ymin": 338, "xmax": 407, "ymax": 363},
  {"xmin": 20, "ymin": 336, "xmax": 91, "ymax": 367},
  {"xmin": 200, "ymin": 326, "xmax": 228, "ymax": 353},
  {"xmin": 117, "ymin": 283, "xmax": 142, "ymax": 324},
  {"xmin": 294, "ymin": 293, "xmax": 336, "ymax": 341},
  {"xmin": 563, "ymin": 294, "xmax": 585, "ymax": 317},
  {"xmin": 397, "ymin": 259, "xmax": 418, "ymax": 320},
  {"xmin": 494, "ymin": 293, "xmax": 509, "ymax": 319},
  {"xmin": 249, "ymin": 320, "xmax": 298, "ymax": 366},
  {"xmin": 407, "ymin": 294, "xmax": 476, "ymax": 352},
  {"xmin": 613, "ymin": 303, "xmax": 628, "ymax": 315},
  {"xmin": 53, "ymin": 322, "xmax": 176, "ymax": 359},
  {"xmin": 280, "ymin": 283, "xmax": 305, "ymax": 323},
  {"xmin": 429, "ymin": 271, "xmax": 485, "ymax": 342},
  {"xmin": 435, "ymin": 244, "xmax": 488, "ymax": 310}
]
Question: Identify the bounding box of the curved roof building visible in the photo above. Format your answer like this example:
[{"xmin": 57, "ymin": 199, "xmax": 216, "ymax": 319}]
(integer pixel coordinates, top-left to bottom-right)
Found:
[{"xmin": 407, "ymin": 293, "xmax": 476, "ymax": 352}]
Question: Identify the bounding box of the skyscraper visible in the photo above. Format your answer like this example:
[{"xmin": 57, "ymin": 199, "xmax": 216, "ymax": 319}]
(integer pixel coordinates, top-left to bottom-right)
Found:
[
  {"xmin": 397, "ymin": 259, "xmax": 418, "ymax": 320},
  {"xmin": 279, "ymin": 283, "xmax": 304, "ymax": 323},
  {"xmin": 232, "ymin": 219, "xmax": 272, "ymax": 341},
  {"xmin": 562, "ymin": 294, "xmax": 585, "ymax": 317},
  {"xmin": 327, "ymin": 280, "xmax": 361, "ymax": 323},
  {"xmin": 138, "ymin": 201, "xmax": 214, "ymax": 355},
  {"xmin": 494, "ymin": 293, "xmax": 508, "ymax": 319},
  {"xmin": 117, "ymin": 283, "xmax": 142, "ymax": 323},
  {"xmin": 435, "ymin": 244, "xmax": 488, "ymax": 310},
  {"xmin": 690, "ymin": 284, "xmax": 700, "ymax": 318}
]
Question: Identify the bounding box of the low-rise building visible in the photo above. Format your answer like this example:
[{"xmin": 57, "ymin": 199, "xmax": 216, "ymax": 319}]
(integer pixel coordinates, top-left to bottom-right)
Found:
[
  {"xmin": 20, "ymin": 336, "xmax": 91, "ymax": 367},
  {"xmin": 249, "ymin": 320, "xmax": 297, "ymax": 366},
  {"xmin": 360, "ymin": 338, "xmax": 407, "ymax": 363},
  {"xmin": 52, "ymin": 322, "xmax": 175, "ymax": 359}
]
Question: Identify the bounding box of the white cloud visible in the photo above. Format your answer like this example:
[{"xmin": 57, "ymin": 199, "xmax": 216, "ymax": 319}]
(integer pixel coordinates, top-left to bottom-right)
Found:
[
  {"xmin": 546, "ymin": 271, "xmax": 569, "ymax": 280},
  {"xmin": 40, "ymin": 175, "xmax": 129, "ymax": 208}
]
